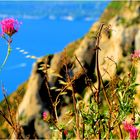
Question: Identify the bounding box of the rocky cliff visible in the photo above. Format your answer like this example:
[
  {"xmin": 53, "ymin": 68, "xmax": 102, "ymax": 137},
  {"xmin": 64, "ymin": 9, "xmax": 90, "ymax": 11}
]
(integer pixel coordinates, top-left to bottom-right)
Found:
[{"xmin": 0, "ymin": 1, "xmax": 140, "ymax": 139}]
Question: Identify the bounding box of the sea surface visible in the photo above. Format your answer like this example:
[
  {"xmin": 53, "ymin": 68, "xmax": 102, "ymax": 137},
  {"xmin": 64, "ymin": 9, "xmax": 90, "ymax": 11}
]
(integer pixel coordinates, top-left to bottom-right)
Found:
[{"xmin": 0, "ymin": 1, "xmax": 110, "ymax": 100}]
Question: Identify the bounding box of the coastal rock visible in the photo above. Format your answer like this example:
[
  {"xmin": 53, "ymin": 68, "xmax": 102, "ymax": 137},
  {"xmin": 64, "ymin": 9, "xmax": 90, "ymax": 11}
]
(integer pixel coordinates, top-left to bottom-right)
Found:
[
  {"xmin": 48, "ymin": 53, "xmax": 63, "ymax": 87},
  {"xmin": 14, "ymin": 59, "xmax": 51, "ymax": 138},
  {"xmin": 73, "ymin": 35, "xmax": 96, "ymax": 74},
  {"xmin": 10, "ymin": 1, "xmax": 140, "ymax": 139},
  {"xmin": 135, "ymin": 29, "xmax": 140, "ymax": 50}
]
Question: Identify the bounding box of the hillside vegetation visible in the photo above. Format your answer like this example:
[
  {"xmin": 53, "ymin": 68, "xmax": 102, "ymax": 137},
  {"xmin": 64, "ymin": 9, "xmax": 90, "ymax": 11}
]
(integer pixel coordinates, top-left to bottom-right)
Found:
[{"xmin": 0, "ymin": 1, "xmax": 140, "ymax": 139}]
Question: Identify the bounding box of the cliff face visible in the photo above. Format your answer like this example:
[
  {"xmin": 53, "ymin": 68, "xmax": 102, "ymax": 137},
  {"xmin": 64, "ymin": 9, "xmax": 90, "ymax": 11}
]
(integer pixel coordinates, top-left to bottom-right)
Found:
[{"xmin": 1, "ymin": 1, "xmax": 140, "ymax": 138}]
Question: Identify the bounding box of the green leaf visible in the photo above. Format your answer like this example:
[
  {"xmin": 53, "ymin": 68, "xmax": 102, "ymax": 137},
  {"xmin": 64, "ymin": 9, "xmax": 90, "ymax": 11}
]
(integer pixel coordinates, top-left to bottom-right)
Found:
[
  {"xmin": 50, "ymin": 86, "xmax": 57, "ymax": 90},
  {"xmin": 59, "ymin": 92, "xmax": 67, "ymax": 95},
  {"xmin": 58, "ymin": 80, "xmax": 67, "ymax": 85}
]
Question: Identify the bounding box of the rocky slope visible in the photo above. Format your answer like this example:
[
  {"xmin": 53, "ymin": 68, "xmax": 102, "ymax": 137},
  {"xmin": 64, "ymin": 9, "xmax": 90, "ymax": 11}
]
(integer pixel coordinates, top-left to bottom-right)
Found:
[{"xmin": 0, "ymin": 1, "xmax": 140, "ymax": 138}]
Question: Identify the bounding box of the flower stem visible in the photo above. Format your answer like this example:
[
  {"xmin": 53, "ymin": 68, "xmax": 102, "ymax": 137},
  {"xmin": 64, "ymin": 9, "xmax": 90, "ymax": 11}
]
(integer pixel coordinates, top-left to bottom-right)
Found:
[{"xmin": 0, "ymin": 42, "xmax": 11, "ymax": 72}]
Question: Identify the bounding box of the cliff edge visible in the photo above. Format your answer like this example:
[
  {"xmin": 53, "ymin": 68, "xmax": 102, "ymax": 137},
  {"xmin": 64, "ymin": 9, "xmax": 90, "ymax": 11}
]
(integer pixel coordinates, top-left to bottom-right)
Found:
[{"xmin": 0, "ymin": 1, "xmax": 140, "ymax": 139}]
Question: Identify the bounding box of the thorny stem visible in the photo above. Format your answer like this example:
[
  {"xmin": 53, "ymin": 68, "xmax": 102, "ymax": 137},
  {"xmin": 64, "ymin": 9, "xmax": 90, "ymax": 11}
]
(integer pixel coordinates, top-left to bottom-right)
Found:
[
  {"xmin": 75, "ymin": 55, "xmax": 97, "ymax": 96},
  {"xmin": 2, "ymin": 84, "xmax": 14, "ymax": 127},
  {"xmin": 107, "ymin": 108, "xmax": 112, "ymax": 139},
  {"xmin": 51, "ymin": 121, "xmax": 62, "ymax": 132},
  {"xmin": 95, "ymin": 23, "xmax": 104, "ymax": 104},
  {"xmin": 95, "ymin": 24, "xmax": 113, "ymax": 106},
  {"xmin": 118, "ymin": 123, "xmax": 123, "ymax": 139},
  {"xmin": 0, "ymin": 85, "xmax": 24, "ymax": 139},
  {"xmin": 64, "ymin": 58, "xmax": 80, "ymax": 139},
  {"xmin": 0, "ymin": 42, "xmax": 12, "ymax": 72},
  {"xmin": 100, "ymin": 76, "xmax": 111, "ymax": 110},
  {"xmin": 82, "ymin": 120, "xmax": 85, "ymax": 139},
  {"xmin": 95, "ymin": 23, "xmax": 111, "ymax": 138},
  {"xmin": 95, "ymin": 23, "xmax": 105, "ymax": 139},
  {"xmin": 54, "ymin": 73, "xmax": 79, "ymax": 121},
  {"xmin": 0, "ymin": 111, "xmax": 23, "ymax": 139},
  {"xmin": 55, "ymin": 77, "xmax": 76, "ymax": 103},
  {"xmin": 44, "ymin": 67, "xmax": 57, "ymax": 122},
  {"xmin": 0, "ymin": 110, "xmax": 14, "ymax": 129},
  {"xmin": 106, "ymin": 56, "xmax": 118, "ymax": 70},
  {"xmin": 54, "ymin": 104, "xmax": 59, "ymax": 122}
]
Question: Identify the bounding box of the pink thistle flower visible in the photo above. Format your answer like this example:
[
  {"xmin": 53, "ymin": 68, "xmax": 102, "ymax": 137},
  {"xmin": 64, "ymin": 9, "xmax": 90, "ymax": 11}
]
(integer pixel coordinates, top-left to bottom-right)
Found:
[
  {"xmin": 43, "ymin": 112, "xmax": 47, "ymax": 121},
  {"xmin": 0, "ymin": 18, "xmax": 21, "ymax": 37},
  {"xmin": 123, "ymin": 121, "xmax": 138, "ymax": 140},
  {"xmin": 42, "ymin": 111, "xmax": 50, "ymax": 121},
  {"xmin": 131, "ymin": 50, "xmax": 140, "ymax": 60},
  {"xmin": 130, "ymin": 127, "xmax": 138, "ymax": 140}
]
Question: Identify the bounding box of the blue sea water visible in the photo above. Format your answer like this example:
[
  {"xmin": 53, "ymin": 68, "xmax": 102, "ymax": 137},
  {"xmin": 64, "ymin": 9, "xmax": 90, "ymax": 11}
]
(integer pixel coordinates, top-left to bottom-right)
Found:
[{"xmin": 0, "ymin": 1, "xmax": 110, "ymax": 100}]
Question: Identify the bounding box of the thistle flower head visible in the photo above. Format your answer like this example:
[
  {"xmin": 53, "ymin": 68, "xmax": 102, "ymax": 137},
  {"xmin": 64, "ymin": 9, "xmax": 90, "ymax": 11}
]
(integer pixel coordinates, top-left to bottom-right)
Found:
[
  {"xmin": 123, "ymin": 121, "xmax": 138, "ymax": 140},
  {"xmin": 131, "ymin": 50, "xmax": 140, "ymax": 61},
  {"xmin": 42, "ymin": 111, "xmax": 50, "ymax": 121},
  {"xmin": 0, "ymin": 18, "xmax": 21, "ymax": 37},
  {"xmin": 43, "ymin": 112, "xmax": 47, "ymax": 121},
  {"xmin": 130, "ymin": 127, "xmax": 138, "ymax": 140}
]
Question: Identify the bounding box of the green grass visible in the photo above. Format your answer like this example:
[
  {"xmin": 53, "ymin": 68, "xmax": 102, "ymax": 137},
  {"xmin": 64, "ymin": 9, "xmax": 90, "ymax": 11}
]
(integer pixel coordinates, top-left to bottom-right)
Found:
[
  {"xmin": 107, "ymin": 1, "xmax": 125, "ymax": 10},
  {"xmin": 64, "ymin": 38, "xmax": 82, "ymax": 58},
  {"xmin": 100, "ymin": 1, "xmax": 126, "ymax": 22}
]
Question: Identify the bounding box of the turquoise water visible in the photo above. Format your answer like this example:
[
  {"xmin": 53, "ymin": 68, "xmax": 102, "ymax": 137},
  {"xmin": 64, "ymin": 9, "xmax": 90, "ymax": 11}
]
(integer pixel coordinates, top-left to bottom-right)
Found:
[{"xmin": 0, "ymin": 1, "xmax": 110, "ymax": 100}]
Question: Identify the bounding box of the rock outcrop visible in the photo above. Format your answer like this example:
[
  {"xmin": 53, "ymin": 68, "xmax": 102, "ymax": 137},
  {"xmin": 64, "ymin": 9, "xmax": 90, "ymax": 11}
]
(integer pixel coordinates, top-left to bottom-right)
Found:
[{"xmin": 7, "ymin": 1, "xmax": 140, "ymax": 139}]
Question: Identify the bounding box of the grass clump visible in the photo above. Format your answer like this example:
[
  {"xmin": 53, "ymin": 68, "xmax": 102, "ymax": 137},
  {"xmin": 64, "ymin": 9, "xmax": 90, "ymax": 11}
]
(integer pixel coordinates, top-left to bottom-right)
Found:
[{"xmin": 100, "ymin": 1, "xmax": 126, "ymax": 22}]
